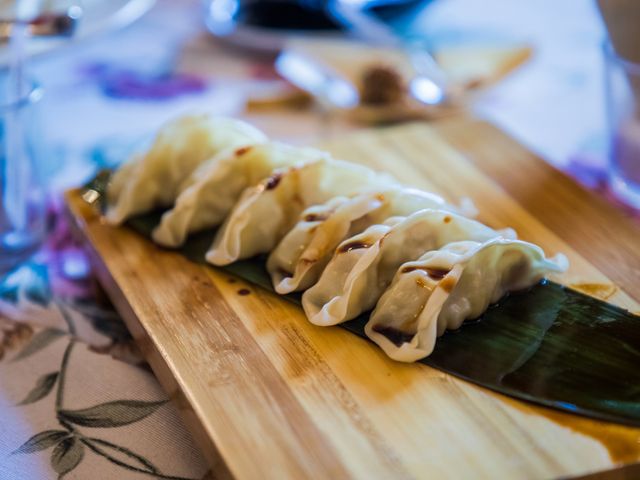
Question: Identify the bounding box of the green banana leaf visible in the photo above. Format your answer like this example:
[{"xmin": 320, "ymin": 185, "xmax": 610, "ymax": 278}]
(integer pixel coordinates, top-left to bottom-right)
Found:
[{"xmin": 87, "ymin": 173, "xmax": 640, "ymax": 427}]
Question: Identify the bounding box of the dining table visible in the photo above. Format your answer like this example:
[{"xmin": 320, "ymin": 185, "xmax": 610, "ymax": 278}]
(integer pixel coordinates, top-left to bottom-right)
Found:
[{"xmin": 0, "ymin": 1, "xmax": 635, "ymax": 479}]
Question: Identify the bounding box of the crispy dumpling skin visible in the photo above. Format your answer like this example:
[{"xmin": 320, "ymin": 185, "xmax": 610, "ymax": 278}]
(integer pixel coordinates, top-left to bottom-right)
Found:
[
  {"xmin": 205, "ymin": 158, "xmax": 397, "ymax": 266},
  {"xmin": 152, "ymin": 142, "xmax": 326, "ymax": 247},
  {"xmin": 267, "ymin": 187, "xmax": 473, "ymax": 294},
  {"xmin": 302, "ymin": 209, "xmax": 515, "ymax": 327},
  {"xmin": 366, "ymin": 239, "xmax": 568, "ymax": 362},
  {"xmin": 106, "ymin": 115, "xmax": 266, "ymax": 224}
]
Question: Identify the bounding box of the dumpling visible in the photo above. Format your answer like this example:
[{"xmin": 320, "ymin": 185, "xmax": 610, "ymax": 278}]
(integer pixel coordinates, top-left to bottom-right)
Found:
[
  {"xmin": 267, "ymin": 194, "xmax": 382, "ymax": 295},
  {"xmin": 106, "ymin": 115, "xmax": 266, "ymax": 224},
  {"xmin": 302, "ymin": 209, "xmax": 515, "ymax": 327},
  {"xmin": 205, "ymin": 158, "xmax": 396, "ymax": 266},
  {"xmin": 267, "ymin": 187, "xmax": 473, "ymax": 294},
  {"xmin": 365, "ymin": 239, "xmax": 568, "ymax": 362},
  {"xmin": 151, "ymin": 142, "xmax": 327, "ymax": 247}
]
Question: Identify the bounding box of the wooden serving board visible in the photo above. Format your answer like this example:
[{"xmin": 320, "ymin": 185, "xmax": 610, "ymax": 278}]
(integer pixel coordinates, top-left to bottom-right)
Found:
[{"xmin": 65, "ymin": 117, "xmax": 640, "ymax": 480}]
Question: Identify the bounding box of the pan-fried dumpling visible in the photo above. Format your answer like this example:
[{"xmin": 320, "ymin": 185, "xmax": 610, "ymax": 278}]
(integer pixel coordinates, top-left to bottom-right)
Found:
[
  {"xmin": 302, "ymin": 209, "xmax": 515, "ymax": 327},
  {"xmin": 151, "ymin": 142, "xmax": 327, "ymax": 247},
  {"xmin": 366, "ymin": 239, "xmax": 568, "ymax": 362},
  {"xmin": 205, "ymin": 159, "xmax": 396, "ymax": 266},
  {"xmin": 106, "ymin": 115, "xmax": 266, "ymax": 224},
  {"xmin": 267, "ymin": 187, "xmax": 473, "ymax": 294}
]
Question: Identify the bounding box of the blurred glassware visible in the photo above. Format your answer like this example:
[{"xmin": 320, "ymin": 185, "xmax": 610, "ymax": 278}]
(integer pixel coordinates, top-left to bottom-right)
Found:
[
  {"xmin": 204, "ymin": 0, "xmax": 430, "ymax": 53},
  {"xmin": 275, "ymin": 48, "xmax": 359, "ymax": 109},
  {"xmin": 0, "ymin": 77, "xmax": 46, "ymax": 271},
  {"xmin": 327, "ymin": 0, "xmax": 447, "ymax": 106},
  {"xmin": 0, "ymin": 0, "xmax": 154, "ymax": 66},
  {"xmin": 275, "ymin": 39, "xmax": 464, "ymax": 124},
  {"xmin": 604, "ymin": 40, "xmax": 640, "ymax": 210},
  {"xmin": 275, "ymin": 38, "xmax": 532, "ymax": 125},
  {"xmin": 0, "ymin": 6, "xmax": 82, "ymax": 41}
]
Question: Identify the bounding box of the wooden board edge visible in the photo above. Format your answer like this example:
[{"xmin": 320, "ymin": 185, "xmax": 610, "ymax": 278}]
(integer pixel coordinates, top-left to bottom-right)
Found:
[{"xmin": 63, "ymin": 189, "xmax": 235, "ymax": 480}]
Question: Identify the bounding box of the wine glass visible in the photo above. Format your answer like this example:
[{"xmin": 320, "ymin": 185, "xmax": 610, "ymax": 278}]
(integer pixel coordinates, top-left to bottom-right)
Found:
[{"xmin": 0, "ymin": 1, "xmax": 81, "ymax": 271}]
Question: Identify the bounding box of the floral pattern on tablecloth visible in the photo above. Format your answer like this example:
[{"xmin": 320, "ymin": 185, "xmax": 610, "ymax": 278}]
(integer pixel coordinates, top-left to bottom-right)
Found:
[{"xmin": 0, "ymin": 208, "xmax": 209, "ymax": 480}]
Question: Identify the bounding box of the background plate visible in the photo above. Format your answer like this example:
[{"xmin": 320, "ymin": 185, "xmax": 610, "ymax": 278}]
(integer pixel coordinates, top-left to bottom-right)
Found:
[{"xmin": 0, "ymin": 0, "xmax": 155, "ymax": 66}]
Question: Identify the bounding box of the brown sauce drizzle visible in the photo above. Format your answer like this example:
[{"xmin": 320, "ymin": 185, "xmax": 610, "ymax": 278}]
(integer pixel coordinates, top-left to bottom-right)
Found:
[
  {"xmin": 304, "ymin": 212, "xmax": 329, "ymax": 222},
  {"xmin": 337, "ymin": 240, "xmax": 371, "ymax": 253},
  {"xmin": 439, "ymin": 275, "xmax": 457, "ymax": 293},
  {"xmin": 500, "ymin": 397, "xmax": 640, "ymax": 464},
  {"xmin": 400, "ymin": 265, "xmax": 420, "ymax": 274},
  {"xmin": 237, "ymin": 288, "xmax": 251, "ymax": 296},
  {"xmin": 401, "ymin": 266, "xmax": 450, "ymax": 280},
  {"xmin": 265, "ymin": 172, "xmax": 283, "ymax": 190},
  {"xmin": 401, "ymin": 266, "xmax": 457, "ymax": 292},
  {"xmin": 570, "ymin": 283, "xmax": 618, "ymax": 301},
  {"xmin": 372, "ymin": 325, "xmax": 414, "ymax": 347},
  {"xmin": 234, "ymin": 146, "xmax": 252, "ymax": 156}
]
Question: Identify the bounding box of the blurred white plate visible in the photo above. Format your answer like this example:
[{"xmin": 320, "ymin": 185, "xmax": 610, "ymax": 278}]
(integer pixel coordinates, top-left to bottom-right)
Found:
[{"xmin": 0, "ymin": 0, "xmax": 155, "ymax": 66}]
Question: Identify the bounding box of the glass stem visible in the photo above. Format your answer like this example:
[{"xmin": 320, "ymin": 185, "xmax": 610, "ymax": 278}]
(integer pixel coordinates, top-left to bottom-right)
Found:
[{"xmin": 5, "ymin": 22, "xmax": 28, "ymax": 235}]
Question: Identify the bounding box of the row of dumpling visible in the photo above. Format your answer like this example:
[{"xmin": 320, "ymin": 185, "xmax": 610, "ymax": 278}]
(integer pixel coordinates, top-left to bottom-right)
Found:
[{"xmin": 107, "ymin": 115, "xmax": 568, "ymax": 362}]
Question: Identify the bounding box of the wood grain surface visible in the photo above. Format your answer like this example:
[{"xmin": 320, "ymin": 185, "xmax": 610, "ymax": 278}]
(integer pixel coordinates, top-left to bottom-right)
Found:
[{"xmin": 65, "ymin": 117, "xmax": 640, "ymax": 480}]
